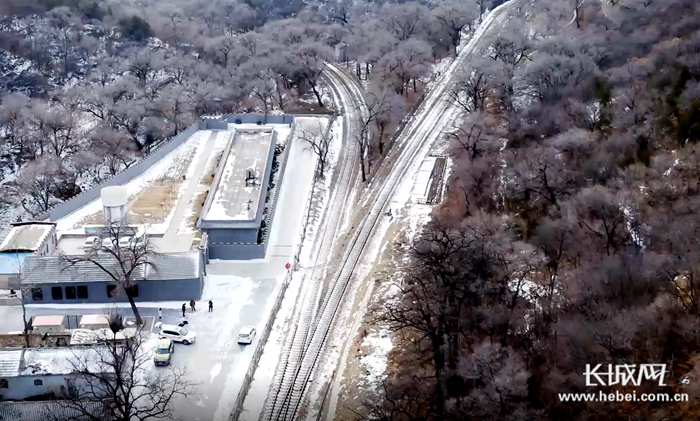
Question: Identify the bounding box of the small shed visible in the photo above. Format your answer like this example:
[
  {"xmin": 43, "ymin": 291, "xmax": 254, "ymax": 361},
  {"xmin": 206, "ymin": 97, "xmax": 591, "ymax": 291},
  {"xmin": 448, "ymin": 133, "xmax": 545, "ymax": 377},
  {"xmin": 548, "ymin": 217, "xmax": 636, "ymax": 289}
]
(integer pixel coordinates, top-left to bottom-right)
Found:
[
  {"xmin": 31, "ymin": 315, "xmax": 65, "ymax": 334},
  {"xmin": 78, "ymin": 314, "xmax": 110, "ymax": 330}
]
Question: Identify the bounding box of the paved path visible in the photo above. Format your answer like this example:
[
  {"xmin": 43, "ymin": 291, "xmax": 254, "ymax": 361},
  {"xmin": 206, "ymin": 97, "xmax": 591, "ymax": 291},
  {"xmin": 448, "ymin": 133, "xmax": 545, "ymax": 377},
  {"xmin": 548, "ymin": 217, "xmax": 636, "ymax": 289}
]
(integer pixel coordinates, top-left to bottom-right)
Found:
[{"xmin": 162, "ymin": 131, "xmax": 224, "ymax": 250}]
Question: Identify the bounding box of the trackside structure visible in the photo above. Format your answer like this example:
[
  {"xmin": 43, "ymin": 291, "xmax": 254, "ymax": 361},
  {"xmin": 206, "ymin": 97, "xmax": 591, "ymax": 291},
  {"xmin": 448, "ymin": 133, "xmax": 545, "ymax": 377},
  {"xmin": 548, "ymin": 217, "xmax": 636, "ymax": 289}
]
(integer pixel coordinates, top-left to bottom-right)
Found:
[{"xmin": 197, "ymin": 115, "xmax": 294, "ymax": 260}]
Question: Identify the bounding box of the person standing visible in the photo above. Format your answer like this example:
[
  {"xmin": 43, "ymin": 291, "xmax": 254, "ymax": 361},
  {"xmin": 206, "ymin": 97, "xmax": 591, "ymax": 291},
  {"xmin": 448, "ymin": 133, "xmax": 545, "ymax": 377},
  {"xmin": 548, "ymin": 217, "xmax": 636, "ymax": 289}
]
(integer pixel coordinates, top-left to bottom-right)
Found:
[
  {"xmin": 190, "ymin": 300, "xmax": 196, "ymax": 311},
  {"xmin": 208, "ymin": 300, "xmax": 213, "ymax": 312},
  {"xmin": 158, "ymin": 308, "xmax": 162, "ymax": 320},
  {"xmin": 181, "ymin": 303, "xmax": 186, "ymax": 317}
]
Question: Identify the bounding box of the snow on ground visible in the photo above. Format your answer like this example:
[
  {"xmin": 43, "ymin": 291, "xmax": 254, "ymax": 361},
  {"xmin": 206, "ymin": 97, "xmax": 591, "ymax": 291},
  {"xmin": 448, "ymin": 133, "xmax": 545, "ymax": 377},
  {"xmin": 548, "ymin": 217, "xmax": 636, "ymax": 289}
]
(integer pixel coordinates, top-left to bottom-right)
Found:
[
  {"xmin": 239, "ymin": 267, "xmax": 303, "ymax": 420},
  {"xmin": 55, "ymin": 130, "xmax": 210, "ymax": 233},
  {"xmin": 317, "ymin": 151, "xmax": 437, "ymax": 421},
  {"xmin": 241, "ymin": 115, "xmax": 340, "ymax": 419},
  {"xmin": 357, "ymin": 329, "xmax": 393, "ymax": 393}
]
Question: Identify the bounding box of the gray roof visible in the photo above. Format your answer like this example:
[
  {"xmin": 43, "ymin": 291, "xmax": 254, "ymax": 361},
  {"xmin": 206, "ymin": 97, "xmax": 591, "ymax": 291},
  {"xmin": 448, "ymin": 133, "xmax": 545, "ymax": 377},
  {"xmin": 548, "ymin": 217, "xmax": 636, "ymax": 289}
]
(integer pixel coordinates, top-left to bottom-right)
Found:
[
  {"xmin": 0, "ymin": 223, "xmax": 55, "ymax": 252},
  {"xmin": 198, "ymin": 220, "xmax": 260, "ymax": 230},
  {"xmin": 0, "ymin": 400, "xmax": 111, "ymax": 421},
  {"xmin": 0, "ymin": 350, "xmax": 21, "ymax": 377},
  {"xmin": 21, "ymin": 252, "xmax": 200, "ymax": 285}
]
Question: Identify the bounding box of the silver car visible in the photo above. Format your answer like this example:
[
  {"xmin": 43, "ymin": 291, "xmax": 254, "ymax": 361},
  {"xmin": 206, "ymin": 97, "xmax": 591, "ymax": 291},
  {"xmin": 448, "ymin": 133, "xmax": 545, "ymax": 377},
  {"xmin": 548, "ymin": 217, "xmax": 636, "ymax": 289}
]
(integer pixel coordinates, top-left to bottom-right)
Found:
[{"xmin": 237, "ymin": 325, "xmax": 257, "ymax": 345}]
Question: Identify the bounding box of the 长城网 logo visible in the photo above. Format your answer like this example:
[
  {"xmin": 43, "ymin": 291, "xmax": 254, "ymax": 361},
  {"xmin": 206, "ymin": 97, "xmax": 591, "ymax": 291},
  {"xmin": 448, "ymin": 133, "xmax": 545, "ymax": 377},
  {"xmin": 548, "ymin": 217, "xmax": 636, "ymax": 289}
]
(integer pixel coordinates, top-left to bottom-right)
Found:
[{"xmin": 584, "ymin": 364, "xmax": 667, "ymax": 387}]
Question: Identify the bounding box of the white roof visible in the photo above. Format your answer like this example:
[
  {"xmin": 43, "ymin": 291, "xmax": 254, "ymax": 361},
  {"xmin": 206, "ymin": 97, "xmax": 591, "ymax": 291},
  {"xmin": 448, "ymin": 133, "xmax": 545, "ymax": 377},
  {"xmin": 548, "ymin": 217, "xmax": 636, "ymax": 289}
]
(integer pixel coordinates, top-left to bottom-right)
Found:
[
  {"xmin": 70, "ymin": 328, "xmax": 137, "ymax": 345},
  {"xmin": 239, "ymin": 325, "xmax": 255, "ymax": 334},
  {"xmin": 101, "ymin": 186, "xmax": 128, "ymax": 207},
  {"xmin": 79, "ymin": 314, "xmax": 109, "ymax": 326},
  {"xmin": 20, "ymin": 347, "xmax": 112, "ymax": 376},
  {"xmin": 0, "ymin": 350, "xmax": 22, "ymax": 377},
  {"xmin": 32, "ymin": 315, "xmax": 65, "ymax": 327},
  {"xmin": 0, "ymin": 224, "xmax": 54, "ymax": 252}
]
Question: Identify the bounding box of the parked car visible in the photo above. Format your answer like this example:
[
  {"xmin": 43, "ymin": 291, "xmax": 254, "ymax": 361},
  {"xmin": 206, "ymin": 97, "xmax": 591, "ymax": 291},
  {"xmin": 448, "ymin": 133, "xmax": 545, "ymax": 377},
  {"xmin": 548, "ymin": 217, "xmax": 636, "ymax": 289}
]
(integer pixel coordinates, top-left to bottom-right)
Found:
[
  {"xmin": 131, "ymin": 234, "xmax": 147, "ymax": 247},
  {"xmin": 83, "ymin": 236, "xmax": 100, "ymax": 251},
  {"xmin": 118, "ymin": 236, "xmax": 132, "ymax": 248},
  {"xmin": 158, "ymin": 324, "xmax": 196, "ymax": 345},
  {"xmin": 101, "ymin": 237, "xmax": 117, "ymax": 250},
  {"xmin": 237, "ymin": 325, "xmax": 257, "ymax": 345},
  {"xmin": 153, "ymin": 338, "xmax": 174, "ymax": 366}
]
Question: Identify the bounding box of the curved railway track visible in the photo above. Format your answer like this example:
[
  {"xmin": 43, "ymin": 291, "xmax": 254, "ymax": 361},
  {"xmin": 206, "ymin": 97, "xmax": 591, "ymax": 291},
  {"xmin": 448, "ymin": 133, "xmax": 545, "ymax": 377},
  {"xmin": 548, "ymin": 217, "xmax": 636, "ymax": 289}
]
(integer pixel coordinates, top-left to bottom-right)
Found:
[
  {"xmin": 261, "ymin": 64, "xmax": 366, "ymax": 421},
  {"xmin": 263, "ymin": 4, "xmax": 515, "ymax": 420}
]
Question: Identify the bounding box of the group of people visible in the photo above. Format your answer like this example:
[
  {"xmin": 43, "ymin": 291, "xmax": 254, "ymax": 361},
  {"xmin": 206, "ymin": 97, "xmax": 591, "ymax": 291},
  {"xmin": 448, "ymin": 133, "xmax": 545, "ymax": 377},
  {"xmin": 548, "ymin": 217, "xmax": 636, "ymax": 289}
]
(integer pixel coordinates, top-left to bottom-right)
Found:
[{"xmin": 157, "ymin": 300, "xmax": 214, "ymax": 320}]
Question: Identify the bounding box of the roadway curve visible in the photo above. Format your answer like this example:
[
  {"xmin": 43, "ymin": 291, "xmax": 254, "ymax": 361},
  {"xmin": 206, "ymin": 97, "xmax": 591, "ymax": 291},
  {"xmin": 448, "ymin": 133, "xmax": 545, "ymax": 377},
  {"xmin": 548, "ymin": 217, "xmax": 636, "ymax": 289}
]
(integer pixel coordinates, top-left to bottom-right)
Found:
[{"xmin": 263, "ymin": 3, "xmax": 515, "ymax": 420}]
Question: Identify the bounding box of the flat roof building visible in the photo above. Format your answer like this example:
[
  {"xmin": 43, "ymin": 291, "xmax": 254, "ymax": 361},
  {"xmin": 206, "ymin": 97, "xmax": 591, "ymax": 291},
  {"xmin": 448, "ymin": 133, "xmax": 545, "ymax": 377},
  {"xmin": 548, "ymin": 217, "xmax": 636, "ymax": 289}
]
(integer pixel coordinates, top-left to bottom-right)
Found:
[
  {"xmin": 20, "ymin": 252, "xmax": 203, "ymax": 304},
  {"xmin": 0, "ymin": 347, "xmax": 113, "ymax": 401},
  {"xmin": 198, "ymin": 115, "xmax": 294, "ymax": 260},
  {"xmin": 0, "ymin": 222, "xmax": 57, "ymax": 290}
]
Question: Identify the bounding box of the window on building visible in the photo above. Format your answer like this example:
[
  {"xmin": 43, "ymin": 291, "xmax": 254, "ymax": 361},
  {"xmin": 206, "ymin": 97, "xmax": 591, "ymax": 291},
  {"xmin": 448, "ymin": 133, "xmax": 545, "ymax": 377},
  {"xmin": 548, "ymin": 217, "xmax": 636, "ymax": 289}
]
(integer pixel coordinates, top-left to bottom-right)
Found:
[
  {"xmin": 65, "ymin": 286, "xmax": 76, "ymax": 299},
  {"xmin": 51, "ymin": 287, "xmax": 63, "ymax": 300},
  {"xmin": 31, "ymin": 288, "xmax": 43, "ymax": 301},
  {"xmin": 107, "ymin": 285, "xmax": 117, "ymax": 298},
  {"xmin": 128, "ymin": 285, "xmax": 139, "ymax": 298},
  {"xmin": 0, "ymin": 379, "xmax": 7, "ymax": 388},
  {"xmin": 77, "ymin": 286, "xmax": 88, "ymax": 299},
  {"xmin": 34, "ymin": 379, "xmax": 43, "ymax": 386}
]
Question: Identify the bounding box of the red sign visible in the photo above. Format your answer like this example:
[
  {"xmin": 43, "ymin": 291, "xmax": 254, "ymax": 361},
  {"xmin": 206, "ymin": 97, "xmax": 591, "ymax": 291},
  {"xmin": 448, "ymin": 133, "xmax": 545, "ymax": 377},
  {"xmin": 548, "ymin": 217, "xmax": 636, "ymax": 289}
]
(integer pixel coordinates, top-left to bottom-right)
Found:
[{"xmin": 285, "ymin": 262, "xmax": 291, "ymax": 270}]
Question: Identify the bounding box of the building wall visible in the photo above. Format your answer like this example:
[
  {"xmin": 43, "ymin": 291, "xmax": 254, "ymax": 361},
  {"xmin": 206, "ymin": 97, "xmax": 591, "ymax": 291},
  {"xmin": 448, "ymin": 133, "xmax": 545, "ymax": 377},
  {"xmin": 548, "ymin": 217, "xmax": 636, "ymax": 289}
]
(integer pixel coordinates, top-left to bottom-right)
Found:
[
  {"xmin": 23, "ymin": 277, "xmax": 203, "ymax": 305},
  {"xmin": 206, "ymin": 228, "xmax": 258, "ymax": 244},
  {"xmin": 207, "ymin": 242, "xmax": 267, "ymax": 260},
  {"xmin": 2, "ymin": 375, "xmax": 100, "ymax": 401}
]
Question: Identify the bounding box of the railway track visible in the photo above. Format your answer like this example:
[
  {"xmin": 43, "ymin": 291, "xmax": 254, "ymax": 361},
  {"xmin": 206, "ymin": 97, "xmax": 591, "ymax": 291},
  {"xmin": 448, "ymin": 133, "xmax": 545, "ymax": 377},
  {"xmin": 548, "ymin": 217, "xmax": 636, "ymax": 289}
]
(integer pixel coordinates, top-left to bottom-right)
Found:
[
  {"xmin": 261, "ymin": 64, "xmax": 365, "ymax": 421},
  {"xmin": 263, "ymin": 4, "xmax": 514, "ymax": 420}
]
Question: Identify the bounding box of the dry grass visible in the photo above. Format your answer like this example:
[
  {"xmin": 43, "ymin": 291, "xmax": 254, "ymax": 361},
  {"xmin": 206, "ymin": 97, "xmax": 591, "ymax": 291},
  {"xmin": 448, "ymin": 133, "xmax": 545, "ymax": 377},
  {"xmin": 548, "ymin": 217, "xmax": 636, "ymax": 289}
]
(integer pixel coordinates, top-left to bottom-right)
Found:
[
  {"xmin": 70, "ymin": 142, "xmax": 200, "ymax": 229},
  {"xmin": 200, "ymin": 149, "xmax": 224, "ymax": 186},
  {"xmin": 183, "ymin": 191, "xmax": 207, "ymax": 236},
  {"xmin": 128, "ymin": 181, "xmax": 179, "ymax": 222}
]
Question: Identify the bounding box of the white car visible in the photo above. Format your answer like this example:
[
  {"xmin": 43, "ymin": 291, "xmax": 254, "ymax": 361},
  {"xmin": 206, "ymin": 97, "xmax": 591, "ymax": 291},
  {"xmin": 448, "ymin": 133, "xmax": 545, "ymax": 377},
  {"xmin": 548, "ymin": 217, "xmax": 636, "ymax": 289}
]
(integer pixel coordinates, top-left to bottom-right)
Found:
[
  {"xmin": 237, "ymin": 325, "xmax": 257, "ymax": 345},
  {"xmin": 118, "ymin": 236, "xmax": 132, "ymax": 248},
  {"xmin": 101, "ymin": 237, "xmax": 117, "ymax": 250},
  {"xmin": 83, "ymin": 236, "xmax": 100, "ymax": 251},
  {"xmin": 158, "ymin": 324, "xmax": 196, "ymax": 345},
  {"xmin": 131, "ymin": 234, "xmax": 147, "ymax": 247}
]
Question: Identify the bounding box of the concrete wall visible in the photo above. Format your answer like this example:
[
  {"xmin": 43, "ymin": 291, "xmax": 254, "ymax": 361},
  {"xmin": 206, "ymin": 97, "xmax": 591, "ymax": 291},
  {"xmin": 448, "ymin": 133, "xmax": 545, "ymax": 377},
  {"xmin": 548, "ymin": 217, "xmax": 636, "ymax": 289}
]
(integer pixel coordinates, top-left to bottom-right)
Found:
[
  {"xmin": 0, "ymin": 333, "xmax": 72, "ymax": 347},
  {"xmin": 207, "ymin": 228, "xmax": 257, "ymax": 244},
  {"xmin": 2, "ymin": 375, "xmax": 98, "ymax": 401},
  {"xmin": 207, "ymin": 242, "xmax": 267, "ymax": 260},
  {"xmin": 23, "ymin": 277, "xmax": 203, "ymax": 304},
  {"xmin": 255, "ymin": 131, "xmax": 278, "ymax": 223}
]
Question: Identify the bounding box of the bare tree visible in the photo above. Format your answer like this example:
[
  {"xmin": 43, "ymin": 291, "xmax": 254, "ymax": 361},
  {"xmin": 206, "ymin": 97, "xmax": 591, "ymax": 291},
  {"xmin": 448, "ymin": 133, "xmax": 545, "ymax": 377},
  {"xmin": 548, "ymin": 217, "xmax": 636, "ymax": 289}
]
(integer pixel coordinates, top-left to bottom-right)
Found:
[
  {"xmin": 431, "ymin": 0, "xmax": 479, "ymax": 57},
  {"xmin": 61, "ymin": 223, "xmax": 157, "ymax": 326},
  {"xmin": 59, "ymin": 325, "xmax": 198, "ymax": 421},
  {"xmin": 298, "ymin": 120, "xmax": 333, "ymax": 178}
]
